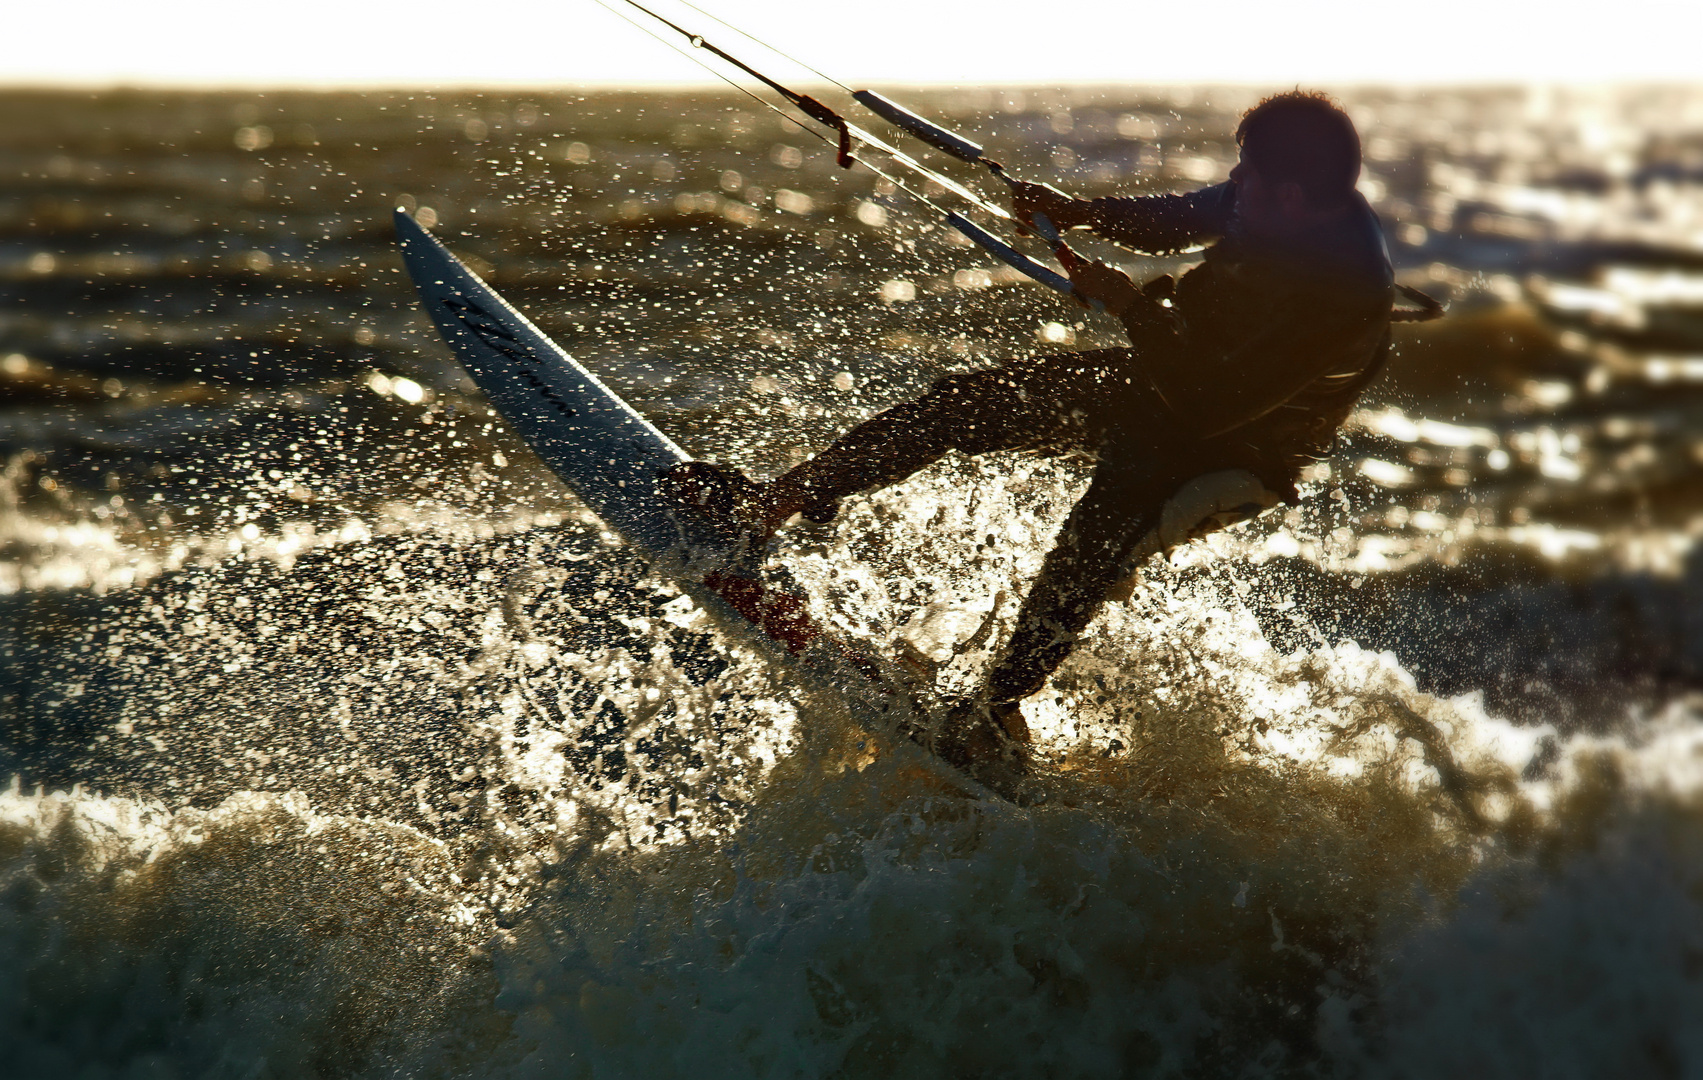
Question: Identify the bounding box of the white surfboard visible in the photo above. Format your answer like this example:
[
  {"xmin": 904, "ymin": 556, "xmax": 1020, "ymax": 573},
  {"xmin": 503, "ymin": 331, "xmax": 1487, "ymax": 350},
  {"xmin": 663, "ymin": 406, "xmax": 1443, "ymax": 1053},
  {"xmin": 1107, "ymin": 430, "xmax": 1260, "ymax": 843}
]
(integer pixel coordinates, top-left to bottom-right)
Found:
[
  {"xmin": 392, "ymin": 211, "xmax": 900, "ymax": 671},
  {"xmin": 392, "ymin": 208, "xmax": 737, "ymax": 569},
  {"xmin": 390, "ymin": 209, "xmax": 1039, "ymax": 799}
]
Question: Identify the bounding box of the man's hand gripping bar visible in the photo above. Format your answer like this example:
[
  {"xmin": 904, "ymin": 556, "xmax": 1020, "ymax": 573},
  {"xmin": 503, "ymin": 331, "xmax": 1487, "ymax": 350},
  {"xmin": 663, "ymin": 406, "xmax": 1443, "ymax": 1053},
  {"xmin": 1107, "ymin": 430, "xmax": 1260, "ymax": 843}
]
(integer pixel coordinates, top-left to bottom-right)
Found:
[{"xmin": 854, "ymin": 91, "xmax": 1100, "ymax": 311}]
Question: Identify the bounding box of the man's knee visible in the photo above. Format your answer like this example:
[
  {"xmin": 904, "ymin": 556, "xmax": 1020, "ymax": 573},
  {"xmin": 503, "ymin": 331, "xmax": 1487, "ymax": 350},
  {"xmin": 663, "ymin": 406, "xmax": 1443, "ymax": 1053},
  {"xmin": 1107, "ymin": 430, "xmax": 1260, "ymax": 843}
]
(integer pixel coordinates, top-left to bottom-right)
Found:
[
  {"xmin": 905, "ymin": 367, "xmax": 1034, "ymax": 456},
  {"xmin": 922, "ymin": 353, "xmax": 1125, "ymax": 458}
]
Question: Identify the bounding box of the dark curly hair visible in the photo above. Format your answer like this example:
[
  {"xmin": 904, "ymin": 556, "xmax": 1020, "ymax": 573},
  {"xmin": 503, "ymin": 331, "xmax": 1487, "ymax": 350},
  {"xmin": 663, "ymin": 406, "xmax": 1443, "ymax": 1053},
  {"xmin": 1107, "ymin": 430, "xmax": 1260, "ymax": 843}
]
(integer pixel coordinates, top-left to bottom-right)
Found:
[{"xmin": 1236, "ymin": 91, "xmax": 1362, "ymax": 208}]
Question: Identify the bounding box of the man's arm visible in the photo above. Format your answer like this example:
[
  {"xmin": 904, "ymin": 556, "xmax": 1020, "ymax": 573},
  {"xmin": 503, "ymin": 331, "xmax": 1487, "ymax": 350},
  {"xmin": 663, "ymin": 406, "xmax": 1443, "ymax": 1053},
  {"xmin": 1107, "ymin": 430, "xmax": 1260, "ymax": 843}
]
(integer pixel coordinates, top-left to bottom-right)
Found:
[{"xmin": 1010, "ymin": 180, "xmax": 1236, "ymax": 255}]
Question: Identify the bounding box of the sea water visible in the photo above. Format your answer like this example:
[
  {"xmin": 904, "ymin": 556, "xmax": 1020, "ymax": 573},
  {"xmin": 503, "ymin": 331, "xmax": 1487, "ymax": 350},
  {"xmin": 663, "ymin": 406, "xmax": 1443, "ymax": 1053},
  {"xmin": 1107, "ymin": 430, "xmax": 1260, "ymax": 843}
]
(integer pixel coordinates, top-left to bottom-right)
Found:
[{"xmin": 6, "ymin": 84, "xmax": 1703, "ymax": 1076}]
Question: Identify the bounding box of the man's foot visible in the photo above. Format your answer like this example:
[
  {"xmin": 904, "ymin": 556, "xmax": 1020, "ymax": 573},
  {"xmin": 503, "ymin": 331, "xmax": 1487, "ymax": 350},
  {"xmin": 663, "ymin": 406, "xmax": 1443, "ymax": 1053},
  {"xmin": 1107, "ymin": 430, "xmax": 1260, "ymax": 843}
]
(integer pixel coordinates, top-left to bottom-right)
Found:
[
  {"xmin": 935, "ymin": 698, "xmax": 1035, "ymax": 802},
  {"xmin": 660, "ymin": 461, "xmax": 842, "ymax": 541},
  {"xmin": 659, "ymin": 461, "xmax": 787, "ymax": 542}
]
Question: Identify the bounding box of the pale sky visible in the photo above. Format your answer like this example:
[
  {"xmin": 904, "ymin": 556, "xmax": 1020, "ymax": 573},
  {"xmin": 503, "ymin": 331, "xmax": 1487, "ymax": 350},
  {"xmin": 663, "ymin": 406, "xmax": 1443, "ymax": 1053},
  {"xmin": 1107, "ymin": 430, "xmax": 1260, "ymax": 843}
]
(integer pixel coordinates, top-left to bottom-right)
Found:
[{"xmin": 10, "ymin": 0, "xmax": 1703, "ymax": 87}]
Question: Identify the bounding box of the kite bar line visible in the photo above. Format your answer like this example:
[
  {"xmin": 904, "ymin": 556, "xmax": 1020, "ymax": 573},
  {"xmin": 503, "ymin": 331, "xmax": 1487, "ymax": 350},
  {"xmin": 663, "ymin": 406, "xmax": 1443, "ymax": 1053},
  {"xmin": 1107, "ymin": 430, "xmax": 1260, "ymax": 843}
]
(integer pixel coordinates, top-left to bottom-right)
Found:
[
  {"xmin": 671, "ymin": 0, "xmax": 855, "ymax": 93},
  {"xmin": 606, "ymin": 9, "xmax": 1083, "ymax": 260},
  {"xmin": 613, "ymin": 0, "xmax": 855, "ymax": 166},
  {"xmin": 607, "ymin": 0, "xmax": 1007, "ymax": 217},
  {"xmin": 596, "ymin": 0, "xmax": 1100, "ymax": 303}
]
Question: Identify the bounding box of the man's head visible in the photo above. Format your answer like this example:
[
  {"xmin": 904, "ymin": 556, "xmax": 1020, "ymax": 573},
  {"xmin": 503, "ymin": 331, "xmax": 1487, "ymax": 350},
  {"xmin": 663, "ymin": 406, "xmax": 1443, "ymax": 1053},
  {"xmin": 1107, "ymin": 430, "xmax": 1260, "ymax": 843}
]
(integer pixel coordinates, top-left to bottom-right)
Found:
[{"xmin": 1229, "ymin": 91, "xmax": 1362, "ymax": 235}]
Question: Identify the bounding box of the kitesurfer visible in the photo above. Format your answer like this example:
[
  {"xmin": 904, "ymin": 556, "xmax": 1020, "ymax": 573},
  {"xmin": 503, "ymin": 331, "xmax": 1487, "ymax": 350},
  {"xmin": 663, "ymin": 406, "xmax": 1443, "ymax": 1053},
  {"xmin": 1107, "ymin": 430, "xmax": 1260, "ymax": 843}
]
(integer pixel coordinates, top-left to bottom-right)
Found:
[{"xmin": 673, "ymin": 91, "xmax": 1400, "ymax": 789}]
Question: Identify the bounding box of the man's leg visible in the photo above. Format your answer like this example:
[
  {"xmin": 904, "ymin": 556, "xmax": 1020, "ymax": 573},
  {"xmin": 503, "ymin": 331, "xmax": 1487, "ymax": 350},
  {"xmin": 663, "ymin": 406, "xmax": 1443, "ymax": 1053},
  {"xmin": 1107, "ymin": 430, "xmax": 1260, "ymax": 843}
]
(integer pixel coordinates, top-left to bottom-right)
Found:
[
  {"xmin": 751, "ymin": 351, "xmax": 1125, "ymax": 534},
  {"xmin": 931, "ymin": 430, "xmax": 1183, "ymax": 791},
  {"xmin": 984, "ymin": 432, "xmax": 1183, "ymax": 710}
]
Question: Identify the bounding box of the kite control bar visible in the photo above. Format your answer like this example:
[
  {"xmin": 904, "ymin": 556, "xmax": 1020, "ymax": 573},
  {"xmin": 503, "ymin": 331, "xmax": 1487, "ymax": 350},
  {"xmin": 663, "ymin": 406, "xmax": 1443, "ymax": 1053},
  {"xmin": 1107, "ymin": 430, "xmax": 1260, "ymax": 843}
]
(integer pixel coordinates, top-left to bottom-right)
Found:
[
  {"xmin": 944, "ymin": 213, "xmax": 1072, "ymax": 295},
  {"xmin": 853, "ymin": 91, "xmax": 1089, "ymax": 277},
  {"xmin": 945, "ymin": 214, "xmax": 1103, "ymax": 313},
  {"xmin": 855, "ymin": 91, "xmax": 992, "ymax": 166}
]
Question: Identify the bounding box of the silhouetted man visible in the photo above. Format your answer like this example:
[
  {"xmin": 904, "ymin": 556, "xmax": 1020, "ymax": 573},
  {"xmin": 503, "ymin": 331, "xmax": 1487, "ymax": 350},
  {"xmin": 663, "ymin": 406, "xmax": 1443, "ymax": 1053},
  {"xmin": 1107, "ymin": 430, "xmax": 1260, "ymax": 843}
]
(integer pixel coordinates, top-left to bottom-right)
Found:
[{"xmin": 681, "ymin": 92, "xmax": 1423, "ymax": 794}]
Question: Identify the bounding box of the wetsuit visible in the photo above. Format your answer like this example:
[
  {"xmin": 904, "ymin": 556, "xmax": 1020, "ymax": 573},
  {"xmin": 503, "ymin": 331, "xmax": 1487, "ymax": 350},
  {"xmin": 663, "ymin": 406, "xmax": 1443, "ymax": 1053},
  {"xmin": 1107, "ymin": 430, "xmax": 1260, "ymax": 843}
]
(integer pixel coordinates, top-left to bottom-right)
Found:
[{"xmin": 772, "ymin": 180, "xmax": 1396, "ymax": 711}]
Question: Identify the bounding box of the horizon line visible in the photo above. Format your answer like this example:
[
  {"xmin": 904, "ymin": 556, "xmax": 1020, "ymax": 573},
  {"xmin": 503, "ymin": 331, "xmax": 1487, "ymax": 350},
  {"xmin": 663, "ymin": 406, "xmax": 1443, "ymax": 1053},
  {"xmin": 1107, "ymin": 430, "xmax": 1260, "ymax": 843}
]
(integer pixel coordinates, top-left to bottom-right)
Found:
[{"xmin": 5, "ymin": 77, "xmax": 1700, "ymax": 94}]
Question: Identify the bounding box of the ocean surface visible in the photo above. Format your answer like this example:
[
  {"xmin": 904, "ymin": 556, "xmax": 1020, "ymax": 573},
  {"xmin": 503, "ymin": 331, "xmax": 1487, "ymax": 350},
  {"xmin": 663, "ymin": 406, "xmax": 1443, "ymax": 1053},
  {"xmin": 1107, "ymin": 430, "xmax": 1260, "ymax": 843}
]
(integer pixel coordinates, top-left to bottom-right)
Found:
[{"xmin": 6, "ymin": 80, "xmax": 1703, "ymax": 1076}]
